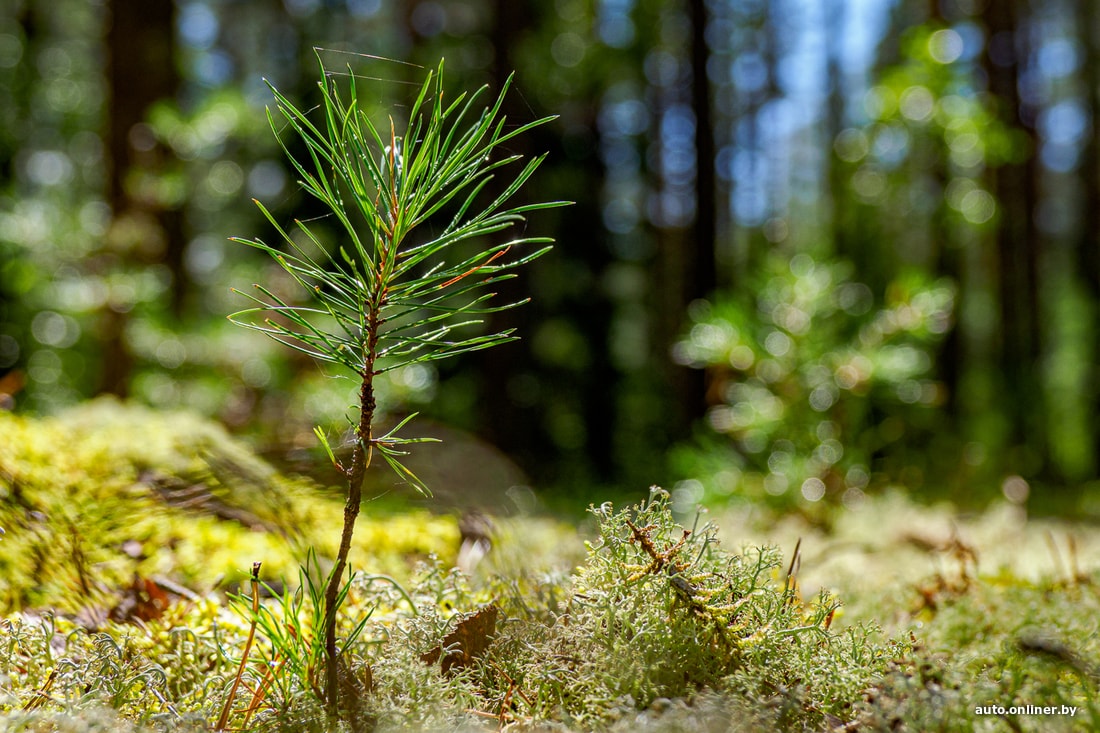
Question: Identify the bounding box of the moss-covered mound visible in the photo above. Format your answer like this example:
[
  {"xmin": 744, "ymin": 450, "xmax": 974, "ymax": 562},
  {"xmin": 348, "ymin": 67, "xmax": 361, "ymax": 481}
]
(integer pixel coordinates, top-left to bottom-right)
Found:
[{"xmin": 0, "ymin": 398, "xmax": 459, "ymax": 613}]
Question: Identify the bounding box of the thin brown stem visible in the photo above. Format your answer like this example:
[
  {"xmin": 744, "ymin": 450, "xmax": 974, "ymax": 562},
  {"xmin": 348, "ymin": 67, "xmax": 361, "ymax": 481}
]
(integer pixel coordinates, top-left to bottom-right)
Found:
[
  {"xmin": 322, "ymin": 371, "xmax": 374, "ymax": 713},
  {"xmin": 217, "ymin": 562, "xmax": 261, "ymax": 731},
  {"xmin": 322, "ymin": 283, "xmax": 383, "ymax": 714}
]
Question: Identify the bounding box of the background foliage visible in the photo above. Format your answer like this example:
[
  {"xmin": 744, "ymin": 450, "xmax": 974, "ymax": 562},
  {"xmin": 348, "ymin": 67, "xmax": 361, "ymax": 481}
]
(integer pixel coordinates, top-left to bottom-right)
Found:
[{"xmin": 2, "ymin": 0, "xmax": 1099, "ymax": 515}]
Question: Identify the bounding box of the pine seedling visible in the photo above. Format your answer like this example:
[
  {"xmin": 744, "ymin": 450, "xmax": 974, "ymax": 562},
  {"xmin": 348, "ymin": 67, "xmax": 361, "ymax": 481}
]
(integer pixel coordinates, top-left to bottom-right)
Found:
[{"xmin": 229, "ymin": 54, "xmax": 564, "ymax": 711}]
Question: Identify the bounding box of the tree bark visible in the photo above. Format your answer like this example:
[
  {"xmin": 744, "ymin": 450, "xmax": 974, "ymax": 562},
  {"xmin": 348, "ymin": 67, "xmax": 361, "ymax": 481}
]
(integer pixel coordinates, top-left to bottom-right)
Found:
[
  {"xmin": 1076, "ymin": 0, "xmax": 1100, "ymax": 476},
  {"xmin": 825, "ymin": 0, "xmax": 849, "ymax": 261},
  {"xmin": 685, "ymin": 0, "xmax": 717, "ymax": 421},
  {"xmin": 689, "ymin": 0, "xmax": 717, "ymax": 303},
  {"xmin": 476, "ymin": 0, "xmax": 542, "ymax": 471},
  {"xmin": 981, "ymin": 0, "xmax": 1044, "ymax": 473},
  {"xmin": 102, "ymin": 0, "xmax": 182, "ymax": 396}
]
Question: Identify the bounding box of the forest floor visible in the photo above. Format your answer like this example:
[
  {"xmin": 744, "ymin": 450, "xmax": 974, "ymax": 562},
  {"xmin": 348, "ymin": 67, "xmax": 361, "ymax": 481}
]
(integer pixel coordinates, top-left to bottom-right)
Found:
[{"xmin": 1, "ymin": 400, "xmax": 1098, "ymax": 732}]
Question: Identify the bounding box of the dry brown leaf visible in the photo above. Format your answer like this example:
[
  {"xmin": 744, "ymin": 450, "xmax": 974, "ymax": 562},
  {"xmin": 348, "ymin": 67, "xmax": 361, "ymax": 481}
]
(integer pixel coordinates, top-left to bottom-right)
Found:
[{"xmin": 420, "ymin": 604, "xmax": 499, "ymax": 675}]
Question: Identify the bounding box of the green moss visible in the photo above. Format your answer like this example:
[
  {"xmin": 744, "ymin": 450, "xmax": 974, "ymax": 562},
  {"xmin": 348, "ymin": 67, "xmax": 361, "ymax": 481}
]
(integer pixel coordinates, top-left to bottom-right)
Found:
[
  {"xmin": 315, "ymin": 489, "xmax": 901, "ymax": 732},
  {"xmin": 0, "ymin": 398, "xmax": 458, "ymax": 612},
  {"xmin": 711, "ymin": 492, "xmax": 1100, "ymax": 732},
  {"xmin": 3, "ymin": 486, "xmax": 902, "ymax": 731},
  {"xmin": 481, "ymin": 489, "xmax": 900, "ymax": 730},
  {"xmin": 855, "ymin": 560, "xmax": 1100, "ymax": 731},
  {"xmin": 4, "ymin": 413, "xmax": 1099, "ymax": 732}
]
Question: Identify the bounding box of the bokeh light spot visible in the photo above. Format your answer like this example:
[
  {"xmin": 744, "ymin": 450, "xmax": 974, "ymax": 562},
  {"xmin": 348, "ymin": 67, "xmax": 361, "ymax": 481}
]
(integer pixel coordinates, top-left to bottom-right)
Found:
[{"xmin": 929, "ymin": 29, "xmax": 963, "ymax": 64}]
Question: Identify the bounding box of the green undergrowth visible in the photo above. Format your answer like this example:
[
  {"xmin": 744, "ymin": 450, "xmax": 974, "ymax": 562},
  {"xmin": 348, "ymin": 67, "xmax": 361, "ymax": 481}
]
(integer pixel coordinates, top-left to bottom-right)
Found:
[
  {"xmin": 3, "ymin": 488, "xmax": 902, "ymax": 732},
  {"xmin": 3, "ymin": 402, "xmax": 1100, "ymax": 731},
  {"xmin": 861, "ymin": 575, "xmax": 1100, "ymax": 732},
  {"xmin": 0, "ymin": 398, "xmax": 459, "ymax": 613},
  {"xmin": 715, "ymin": 494, "xmax": 1100, "ymax": 731}
]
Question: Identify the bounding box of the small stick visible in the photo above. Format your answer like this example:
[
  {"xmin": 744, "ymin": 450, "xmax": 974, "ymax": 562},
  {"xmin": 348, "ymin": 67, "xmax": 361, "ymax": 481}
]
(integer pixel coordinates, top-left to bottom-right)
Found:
[
  {"xmin": 22, "ymin": 669, "xmax": 56, "ymax": 711},
  {"xmin": 784, "ymin": 537, "xmax": 803, "ymax": 605},
  {"xmin": 216, "ymin": 562, "xmax": 262, "ymax": 732}
]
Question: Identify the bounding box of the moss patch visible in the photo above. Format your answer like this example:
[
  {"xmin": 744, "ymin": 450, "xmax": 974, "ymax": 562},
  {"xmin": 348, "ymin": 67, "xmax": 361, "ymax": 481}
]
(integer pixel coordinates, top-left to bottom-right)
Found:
[
  {"xmin": 0, "ymin": 398, "xmax": 458, "ymax": 613},
  {"xmin": 3, "ymin": 402, "xmax": 1099, "ymax": 731}
]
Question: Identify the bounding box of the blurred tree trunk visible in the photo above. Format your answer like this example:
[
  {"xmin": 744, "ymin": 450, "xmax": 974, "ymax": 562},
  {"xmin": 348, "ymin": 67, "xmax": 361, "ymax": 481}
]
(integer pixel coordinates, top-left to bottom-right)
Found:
[
  {"xmin": 925, "ymin": 1, "xmax": 962, "ymax": 420},
  {"xmin": 475, "ymin": 0, "xmax": 619, "ymax": 483},
  {"xmin": 689, "ymin": 0, "xmax": 717, "ymax": 302},
  {"xmin": 685, "ymin": 0, "xmax": 716, "ymax": 416},
  {"xmin": 981, "ymin": 0, "xmax": 1044, "ymax": 474},
  {"xmin": 476, "ymin": 0, "xmax": 535, "ymax": 467},
  {"xmin": 825, "ymin": 0, "xmax": 849, "ymax": 260},
  {"xmin": 0, "ymin": 4, "xmax": 35, "ymax": 382},
  {"xmin": 651, "ymin": 0, "xmax": 715, "ymax": 437},
  {"xmin": 1076, "ymin": 0, "xmax": 1100, "ymax": 474},
  {"xmin": 554, "ymin": 134, "xmax": 618, "ymax": 482},
  {"xmin": 933, "ymin": 198, "xmax": 964, "ymax": 421},
  {"xmin": 739, "ymin": 6, "xmax": 767, "ymax": 280},
  {"xmin": 101, "ymin": 0, "xmax": 181, "ymax": 396}
]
